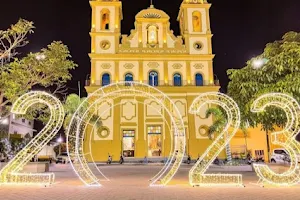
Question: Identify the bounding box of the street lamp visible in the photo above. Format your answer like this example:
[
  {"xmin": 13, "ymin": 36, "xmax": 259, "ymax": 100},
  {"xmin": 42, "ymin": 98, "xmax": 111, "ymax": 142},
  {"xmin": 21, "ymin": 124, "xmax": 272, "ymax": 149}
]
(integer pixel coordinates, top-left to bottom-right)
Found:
[
  {"xmin": 57, "ymin": 137, "xmax": 63, "ymax": 143},
  {"xmin": 252, "ymin": 58, "xmax": 268, "ymax": 69},
  {"xmin": 35, "ymin": 54, "xmax": 46, "ymax": 61},
  {"xmin": 57, "ymin": 136, "xmax": 63, "ymax": 155}
]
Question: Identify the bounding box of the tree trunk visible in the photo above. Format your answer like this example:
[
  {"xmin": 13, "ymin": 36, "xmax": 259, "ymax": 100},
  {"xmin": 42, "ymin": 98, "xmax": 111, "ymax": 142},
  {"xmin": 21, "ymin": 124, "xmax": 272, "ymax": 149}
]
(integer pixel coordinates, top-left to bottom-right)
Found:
[
  {"xmin": 244, "ymin": 135, "xmax": 248, "ymax": 154},
  {"xmin": 0, "ymin": 94, "xmax": 3, "ymax": 116},
  {"xmin": 225, "ymin": 131, "xmax": 232, "ymax": 164},
  {"xmin": 225, "ymin": 144, "xmax": 232, "ymax": 165}
]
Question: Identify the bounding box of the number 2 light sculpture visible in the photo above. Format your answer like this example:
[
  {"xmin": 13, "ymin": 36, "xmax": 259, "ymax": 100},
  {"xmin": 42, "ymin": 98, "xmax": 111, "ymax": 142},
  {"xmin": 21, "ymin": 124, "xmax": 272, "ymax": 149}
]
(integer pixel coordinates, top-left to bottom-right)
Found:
[{"xmin": 0, "ymin": 91, "xmax": 64, "ymax": 185}]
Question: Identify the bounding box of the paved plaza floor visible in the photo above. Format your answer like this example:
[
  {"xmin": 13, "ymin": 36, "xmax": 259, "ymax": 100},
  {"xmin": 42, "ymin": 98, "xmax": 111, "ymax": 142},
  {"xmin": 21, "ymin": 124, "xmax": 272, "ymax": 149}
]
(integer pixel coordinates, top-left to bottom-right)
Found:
[{"xmin": 0, "ymin": 164, "xmax": 299, "ymax": 200}]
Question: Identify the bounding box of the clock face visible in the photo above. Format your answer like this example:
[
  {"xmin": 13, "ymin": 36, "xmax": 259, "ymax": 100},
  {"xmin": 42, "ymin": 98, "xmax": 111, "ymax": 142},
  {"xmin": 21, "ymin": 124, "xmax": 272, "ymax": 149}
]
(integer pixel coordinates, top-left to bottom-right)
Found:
[
  {"xmin": 194, "ymin": 42, "xmax": 203, "ymax": 50},
  {"xmin": 100, "ymin": 40, "xmax": 111, "ymax": 50}
]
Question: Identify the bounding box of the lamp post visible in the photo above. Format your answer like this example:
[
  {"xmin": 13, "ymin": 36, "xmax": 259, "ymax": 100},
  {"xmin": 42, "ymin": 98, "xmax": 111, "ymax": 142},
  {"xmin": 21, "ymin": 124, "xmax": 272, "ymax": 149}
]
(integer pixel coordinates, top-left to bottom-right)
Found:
[
  {"xmin": 57, "ymin": 136, "xmax": 63, "ymax": 156},
  {"xmin": 214, "ymin": 74, "xmax": 220, "ymax": 86},
  {"xmin": 252, "ymin": 58, "xmax": 270, "ymax": 161},
  {"xmin": 35, "ymin": 54, "xmax": 46, "ymax": 61}
]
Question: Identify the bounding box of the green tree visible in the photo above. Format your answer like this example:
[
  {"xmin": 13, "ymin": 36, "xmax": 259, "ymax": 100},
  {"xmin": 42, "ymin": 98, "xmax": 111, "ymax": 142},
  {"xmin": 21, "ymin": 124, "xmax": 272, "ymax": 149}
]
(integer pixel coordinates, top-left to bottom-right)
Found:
[
  {"xmin": 63, "ymin": 94, "xmax": 102, "ymax": 131},
  {"xmin": 0, "ymin": 19, "xmax": 77, "ymax": 120},
  {"xmin": 227, "ymin": 31, "xmax": 300, "ymax": 133},
  {"xmin": 0, "ymin": 19, "xmax": 34, "ymax": 65},
  {"xmin": 53, "ymin": 143, "xmax": 67, "ymax": 156},
  {"xmin": 205, "ymin": 107, "xmax": 232, "ymax": 164}
]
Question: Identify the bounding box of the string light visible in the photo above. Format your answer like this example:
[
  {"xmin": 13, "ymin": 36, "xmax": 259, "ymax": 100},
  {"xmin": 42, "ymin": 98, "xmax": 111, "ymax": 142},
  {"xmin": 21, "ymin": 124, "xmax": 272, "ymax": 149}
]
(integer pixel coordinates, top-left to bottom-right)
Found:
[
  {"xmin": 0, "ymin": 91, "xmax": 64, "ymax": 186},
  {"xmin": 251, "ymin": 93, "xmax": 300, "ymax": 187},
  {"xmin": 66, "ymin": 82, "xmax": 185, "ymax": 187},
  {"xmin": 188, "ymin": 92, "xmax": 243, "ymax": 187}
]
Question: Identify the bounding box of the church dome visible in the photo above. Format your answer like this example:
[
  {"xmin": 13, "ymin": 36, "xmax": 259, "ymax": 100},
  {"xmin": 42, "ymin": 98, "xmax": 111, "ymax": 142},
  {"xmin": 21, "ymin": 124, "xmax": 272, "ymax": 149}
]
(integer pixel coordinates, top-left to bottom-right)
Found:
[{"xmin": 136, "ymin": 5, "xmax": 170, "ymax": 20}]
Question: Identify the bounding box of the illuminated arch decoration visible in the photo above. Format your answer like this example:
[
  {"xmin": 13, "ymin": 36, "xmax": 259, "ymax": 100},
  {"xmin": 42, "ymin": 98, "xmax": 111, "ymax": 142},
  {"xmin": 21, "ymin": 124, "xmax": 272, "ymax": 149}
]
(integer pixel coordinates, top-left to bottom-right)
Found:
[
  {"xmin": 66, "ymin": 82, "xmax": 185, "ymax": 187},
  {"xmin": 189, "ymin": 92, "xmax": 242, "ymax": 187},
  {"xmin": 87, "ymin": 98, "xmax": 174, "ymax": 183},
  {"xmin": 251, "ymin": 93, "xmax": 300, "ymax": 187},
  {"xmin": 0, "ymin": 91, "xmax": 64, "ymax": 186}
]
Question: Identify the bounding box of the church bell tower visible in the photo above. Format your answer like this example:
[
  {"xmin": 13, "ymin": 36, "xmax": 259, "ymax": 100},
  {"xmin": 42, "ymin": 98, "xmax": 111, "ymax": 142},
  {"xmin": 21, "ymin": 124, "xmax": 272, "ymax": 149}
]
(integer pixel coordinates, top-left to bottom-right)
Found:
[
  {"xmin": 90, "ymin": 0, "xmax": 123, "ymax": 55},
  {"xmin": 178, "ymin": 0, "xmax": 212, "ymax": 55}
]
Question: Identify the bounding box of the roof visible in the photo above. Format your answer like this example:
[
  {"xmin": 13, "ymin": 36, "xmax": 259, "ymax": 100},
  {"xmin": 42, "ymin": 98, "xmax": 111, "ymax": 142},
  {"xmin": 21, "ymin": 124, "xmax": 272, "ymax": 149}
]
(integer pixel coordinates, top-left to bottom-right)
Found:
[{"xmin": 136, "ymin": 5, "xmax": 170, "ymax": 20}]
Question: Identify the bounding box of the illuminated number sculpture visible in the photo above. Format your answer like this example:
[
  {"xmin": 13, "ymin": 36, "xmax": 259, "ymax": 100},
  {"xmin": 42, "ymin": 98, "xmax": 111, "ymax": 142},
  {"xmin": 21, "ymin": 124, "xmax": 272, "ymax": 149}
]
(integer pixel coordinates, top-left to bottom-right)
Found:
[
  {"xmin": 251, "ymin": 93, "xmax": 300, "ymax": 186},
  {"xmin": 189, "ymin": 92, "xmax": 242, "ymax": 187},
  {"xmin": 0, "ymin": 91, "xmax": 64, "ymax": 185},
  {"xmin": 66, "ymin": 82, "xmax": 185, "ymax": 186}
]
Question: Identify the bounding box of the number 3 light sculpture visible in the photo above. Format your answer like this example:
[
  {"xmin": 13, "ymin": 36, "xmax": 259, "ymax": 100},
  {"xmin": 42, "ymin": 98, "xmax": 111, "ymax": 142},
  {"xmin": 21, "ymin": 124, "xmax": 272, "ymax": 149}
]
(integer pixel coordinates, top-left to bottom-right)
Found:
[{"xmin": 251, "ymin": 93, "xmax": 300, "ymax": 187}]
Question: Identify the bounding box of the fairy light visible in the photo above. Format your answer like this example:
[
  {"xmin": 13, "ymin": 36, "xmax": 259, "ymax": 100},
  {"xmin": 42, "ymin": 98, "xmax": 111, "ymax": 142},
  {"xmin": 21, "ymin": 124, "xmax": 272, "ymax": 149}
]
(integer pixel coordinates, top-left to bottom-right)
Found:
[
  {"xmin": 251, "ymin": 93, "xmax": 300, "ymax": 187},
  {"xmin": 66, "ymin": 82, "xmax": 185, "ymax": 187},
  {"xmin": 0, "ymin": 91, "xmax": 64, "ymax": 185},
  {"xmin": 188, "ymin": 92, "xmax": 243, "ymax": 187}
]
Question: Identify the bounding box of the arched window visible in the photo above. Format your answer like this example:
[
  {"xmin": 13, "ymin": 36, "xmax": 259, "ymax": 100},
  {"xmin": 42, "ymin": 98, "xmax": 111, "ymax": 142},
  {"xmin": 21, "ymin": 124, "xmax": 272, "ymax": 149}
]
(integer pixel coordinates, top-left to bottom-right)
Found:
[
  {"xmin": 102, "ymin": 73, "xmax": 110, "ymax": 86},
  {"xmin": 173, "ymin": 73, "xmax": 182, "ymax": 86},
  {"xmin": 125, "ymin": 73, "xmax": 133, "ymax": 86},
  {"xmin": 195, "ymin": 73, "xmax": 204, "ymax": 86},
  {"xmin": 192, "ymin": 11, "xmax": 202, "ymax": 32},
  {"xmin": 149, "ymin": 71, "xmax": 159, "ymax": 86},
  {"xmin": 101, "ymin": 9, "xmax": 110, "ymax": 30},
  {"xmin": 147, "ymin": 25, "xmax": 158, "ymax": 46}
]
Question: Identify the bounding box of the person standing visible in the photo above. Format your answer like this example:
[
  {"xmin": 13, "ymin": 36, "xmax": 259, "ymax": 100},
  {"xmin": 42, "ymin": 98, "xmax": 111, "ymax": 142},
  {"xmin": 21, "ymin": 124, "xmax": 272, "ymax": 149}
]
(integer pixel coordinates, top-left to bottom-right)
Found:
[
  {"xmin": 107, "ymin": 154, "xmax": 112, "ymax": 164},
  {"xmin": 119, "ymin": 154, "xmax": 124, "ymax": 164}
]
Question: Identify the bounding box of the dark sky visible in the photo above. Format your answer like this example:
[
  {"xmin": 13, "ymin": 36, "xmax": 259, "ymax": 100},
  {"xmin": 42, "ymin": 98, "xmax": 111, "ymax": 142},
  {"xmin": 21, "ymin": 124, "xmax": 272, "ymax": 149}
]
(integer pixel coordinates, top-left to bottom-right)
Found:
[{"xmin": 0, "ymin": 0, "xmax": 300, "ymax": 94}]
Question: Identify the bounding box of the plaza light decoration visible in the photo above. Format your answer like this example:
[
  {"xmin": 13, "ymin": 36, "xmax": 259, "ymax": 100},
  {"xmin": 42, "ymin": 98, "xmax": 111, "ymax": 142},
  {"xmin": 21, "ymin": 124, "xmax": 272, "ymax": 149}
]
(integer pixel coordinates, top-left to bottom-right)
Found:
[
  {"xmin": 66, "ymin": 82, "xmax": 185, "ymax": 187},
  {"xmin": 0, "ymin": 91, "xmax": 64, "ymax": 186},
  {"xmin": 189, "ymin": 92, "xmax": 243, "ymax": 187},
  {"xmin": 251, "ymin": 93, "xmax": 300, "ymax": 187},
  {"xmin": 87, "ymin": 100, "xmax": 173, "ymax": 182}
]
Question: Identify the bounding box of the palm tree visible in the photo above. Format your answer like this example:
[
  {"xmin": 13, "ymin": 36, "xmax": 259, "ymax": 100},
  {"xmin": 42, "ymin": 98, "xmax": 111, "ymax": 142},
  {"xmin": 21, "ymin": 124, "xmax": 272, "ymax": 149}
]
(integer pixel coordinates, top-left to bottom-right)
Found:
[{"xmin": 205, "ymin": 107, "xmax": 232, "ymax": 164}]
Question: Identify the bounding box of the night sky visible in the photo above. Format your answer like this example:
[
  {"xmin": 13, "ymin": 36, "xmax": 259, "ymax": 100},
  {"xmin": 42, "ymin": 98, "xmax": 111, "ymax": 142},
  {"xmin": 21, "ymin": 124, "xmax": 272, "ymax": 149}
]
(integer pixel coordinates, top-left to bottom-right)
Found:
[{"xmin": 0, "ymin": 0, "xmax": 299, "ymax": 94}]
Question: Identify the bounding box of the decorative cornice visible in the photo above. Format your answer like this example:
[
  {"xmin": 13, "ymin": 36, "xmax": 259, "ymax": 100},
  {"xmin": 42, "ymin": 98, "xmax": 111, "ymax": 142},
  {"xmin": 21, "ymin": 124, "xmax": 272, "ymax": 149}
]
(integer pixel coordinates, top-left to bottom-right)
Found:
[
  {"xmin": 172, "ymin": 63, "xmax": 183, "ymax": 69},
  {"xmin": 124, "ymin": 63, "xmax": 135, "ymax": 69},
  {"xmin": 101, "ymin": 63, "xmax": 112, "ymax": 69},
  {"xmin": 193, "ymin": 63, "xmax": 204, "ymax": 69},
  {"xmin": 147, "ymin": 62, "xmax": 159, "ymax": 69},
  {"xmin": 89, "ymin": 53, "xmax": 215, "ymax": 61}
]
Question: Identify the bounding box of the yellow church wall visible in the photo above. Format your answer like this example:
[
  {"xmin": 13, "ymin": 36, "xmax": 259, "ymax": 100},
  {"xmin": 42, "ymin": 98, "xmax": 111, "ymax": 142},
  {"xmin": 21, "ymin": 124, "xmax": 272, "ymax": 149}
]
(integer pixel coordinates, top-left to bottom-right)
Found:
[{"xmin": 230, "ymin": 125, "xmax": 269, "ymax": 162}]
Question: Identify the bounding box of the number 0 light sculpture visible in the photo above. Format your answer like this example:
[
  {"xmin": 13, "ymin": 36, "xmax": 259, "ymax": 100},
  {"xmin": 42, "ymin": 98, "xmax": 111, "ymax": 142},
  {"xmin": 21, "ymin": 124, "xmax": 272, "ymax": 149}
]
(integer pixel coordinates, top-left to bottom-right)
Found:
[
  {"xmin": 0, "ymin": 91, "xmax": 64, "ymax": 185},
  {"xmin": 66, "ymin": 82, "xmax": 185, "ymax": 187},
  {"xmin": 251, "ymin": 93, "xmax": 300, "ymax": 186},
  {"xmin": 189, "ymin": 92, "xmax": 242, "ymax": 187}
]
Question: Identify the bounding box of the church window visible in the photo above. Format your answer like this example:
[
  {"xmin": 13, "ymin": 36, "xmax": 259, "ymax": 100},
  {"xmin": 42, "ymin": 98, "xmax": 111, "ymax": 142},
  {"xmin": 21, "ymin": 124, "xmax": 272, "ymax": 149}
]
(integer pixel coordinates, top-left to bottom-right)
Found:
[
  {"xmin": 149, "ymin": 71, "xmax": 159, "ymax": 86},
  {"xmin": 195, "ymin": 73, "xmax": 204, "ymax": 86},
  {"xmin": 101, "ymin": 9, "xmax": 110, "ymax": 30},
  {"xmin": 102, "ymin": 73, "xmax": 110, "ymax": 86},
  {"xmin": 147, "ymin": 25, "xmax": 158, "ymax": 46},
  {"xmin": 173, "ymin": 73, "xmax": 182, "ymax": 86},
  {"xmin": 125, "ymin": 73, "xmax": 134, "ymax": 86},
  {"xmin": 192, "ymin": 11, "xmax": 202, "ymax": 32}
]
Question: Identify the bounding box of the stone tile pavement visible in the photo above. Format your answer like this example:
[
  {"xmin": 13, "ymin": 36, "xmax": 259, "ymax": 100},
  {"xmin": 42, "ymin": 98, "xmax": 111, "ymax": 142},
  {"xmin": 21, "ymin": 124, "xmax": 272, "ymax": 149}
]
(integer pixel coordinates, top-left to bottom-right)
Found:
[{"xmin": 0, "ymin": 164, "xmax": 299, "ymax": 200}]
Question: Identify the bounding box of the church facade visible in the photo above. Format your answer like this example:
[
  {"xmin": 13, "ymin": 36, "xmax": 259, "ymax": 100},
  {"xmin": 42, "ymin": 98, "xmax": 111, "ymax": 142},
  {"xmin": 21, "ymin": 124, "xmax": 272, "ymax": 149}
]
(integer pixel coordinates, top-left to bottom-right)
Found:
[{"xmin": 84, "ymin": 0, "xmax": 236, "ymax": 162}]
